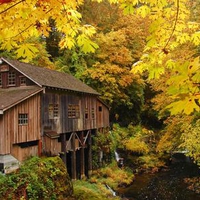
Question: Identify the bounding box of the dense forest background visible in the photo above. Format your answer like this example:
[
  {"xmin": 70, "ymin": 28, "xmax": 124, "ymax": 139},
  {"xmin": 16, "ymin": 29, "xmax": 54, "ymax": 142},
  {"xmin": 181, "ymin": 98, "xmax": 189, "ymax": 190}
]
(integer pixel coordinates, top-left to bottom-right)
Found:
[
  {"xmin": 0, "ymin": 0, "xmax": 199, "ymax": 166},
  {"xmin": 0, "ymin": 0, "xmax": 200, "ymax": 199}
]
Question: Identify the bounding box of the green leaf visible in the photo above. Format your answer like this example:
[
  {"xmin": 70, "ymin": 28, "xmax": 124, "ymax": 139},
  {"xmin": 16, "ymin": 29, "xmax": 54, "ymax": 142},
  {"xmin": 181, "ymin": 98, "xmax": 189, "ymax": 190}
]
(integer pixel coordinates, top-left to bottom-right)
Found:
[
  {"xmin": 1, "ymin": 40, "xmax": 17, "ymax": 52},
  {"xmin": 77, "ymin": 35, "xmax": 99, "ymax": 53},
  {"xmin": 148, "ymin": 66, "xmax": 165, "ymax": 79},
  {"xmin": 166, "ymin": 59, "xmax": 176, "ymax": 69}
]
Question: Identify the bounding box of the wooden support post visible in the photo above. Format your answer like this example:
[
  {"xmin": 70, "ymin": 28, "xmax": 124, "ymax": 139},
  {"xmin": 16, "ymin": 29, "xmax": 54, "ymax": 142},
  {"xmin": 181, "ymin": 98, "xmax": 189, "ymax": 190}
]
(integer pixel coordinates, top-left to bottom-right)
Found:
[
  {"xmin": 60, "ymin": 133, "xmax": 67, "ymax": 165},
  {"xmin": 88, "ymin": 130, "xmax": 92, "ymax": 177},
  {"xmin": 80, "ymin": 131, "xmax": 85, "ymax": 179},
  {"xmin": 71, "ymin": 132, "xmax": 76, "ymax": 180},
  {"xmin": 38, "ymin": 139, "xmax": 42, "ymax": 157}
]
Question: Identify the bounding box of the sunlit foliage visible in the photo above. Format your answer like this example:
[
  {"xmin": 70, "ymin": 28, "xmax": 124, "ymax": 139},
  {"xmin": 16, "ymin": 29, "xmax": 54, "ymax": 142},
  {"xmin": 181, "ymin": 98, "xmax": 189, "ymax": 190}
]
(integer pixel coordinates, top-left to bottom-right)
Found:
[
  {"xmin": 156, "ymin": 115, "xmax": 193, "ymax": 153},
  {"xmin": 180, "ymin": 119, "xmax": 200, "ymax": 165},
  {"xmin": 1, "ymin": 0, "xmax": 199, "ymax": 114},
  {"xmin": 0, "ymin": 0, "xmax": 98, "ymax": 61}
]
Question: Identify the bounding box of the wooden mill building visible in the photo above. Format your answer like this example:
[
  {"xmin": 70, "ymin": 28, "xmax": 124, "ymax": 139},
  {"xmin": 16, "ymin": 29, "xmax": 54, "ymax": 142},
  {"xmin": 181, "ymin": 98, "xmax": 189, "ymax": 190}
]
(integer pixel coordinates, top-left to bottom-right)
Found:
[{"xmin": 0, "ymin": 57, "xmax": 109, "ymax": 178}]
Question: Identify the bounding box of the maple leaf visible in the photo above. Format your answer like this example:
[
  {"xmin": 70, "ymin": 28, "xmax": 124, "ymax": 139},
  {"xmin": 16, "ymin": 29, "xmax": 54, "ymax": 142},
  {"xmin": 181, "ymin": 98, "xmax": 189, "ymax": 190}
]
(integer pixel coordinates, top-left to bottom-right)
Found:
[
  {"xmin": 148, "ymin": 66, "xmax": 165, "ymax": 79},
  {"xmin": 166, "ymin": 96, "xmax": 200, "ymax": 115},
  {"xmin": 1, "ymin": 40, "xmax": 17, "ymax": 51},
  {"xmin": 137, "ymin": 5, "xmax": 150, "ymax": 18},
  {"xmin": 59, "ymin": 37, "xmax": 75, "ymax": 50},
  {"xmin": 165, "ymin": 59, "xmax": 176, "ymax": 69},
  {"xmin": 77, "ymin": 35, "xmax": 99, "ymax": 53},
  {"xmin": 15, "ymin": 43, "xmax": 39, "ymax": 59},
  {"xmin": 120, "ymin": 3, "xmax": 135, "ymax": 15},
  {"xmin": 191, "ymin": 32, "xmax": 200, "ymax": 46},
  {"xmin": 0, "ymin": 0, "xmax": 98, "ymax": 59}
]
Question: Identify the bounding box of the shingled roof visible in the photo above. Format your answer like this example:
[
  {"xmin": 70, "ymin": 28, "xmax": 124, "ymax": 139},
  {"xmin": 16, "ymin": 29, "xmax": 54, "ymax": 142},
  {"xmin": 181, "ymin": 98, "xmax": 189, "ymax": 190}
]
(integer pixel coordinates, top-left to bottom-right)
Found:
[
  {"xmin": 0, "ymin": 86, "xmax": 43, "ymax": 113},
  {"xmin": 1, "ymin": 58, "xmax": 99, "ymax": 95}
]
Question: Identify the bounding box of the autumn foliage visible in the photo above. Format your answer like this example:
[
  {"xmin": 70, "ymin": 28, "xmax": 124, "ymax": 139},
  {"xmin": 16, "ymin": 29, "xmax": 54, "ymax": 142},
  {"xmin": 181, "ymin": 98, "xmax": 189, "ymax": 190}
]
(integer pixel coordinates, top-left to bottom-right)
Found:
[{"xmin": 0, "ymin": 0, "xmax": 200, "ymax": 167}]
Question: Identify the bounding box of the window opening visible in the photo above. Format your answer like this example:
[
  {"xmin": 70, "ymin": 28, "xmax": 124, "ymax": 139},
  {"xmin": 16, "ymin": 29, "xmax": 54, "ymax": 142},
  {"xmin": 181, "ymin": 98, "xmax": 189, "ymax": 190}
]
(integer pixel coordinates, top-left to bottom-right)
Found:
[
  {"xmin": 20, "ymin": 76, "xmax": 26, "ymax": 85},
  {"xmin": 85, "ymin": 108, "xmax": 88, "ymax": 119},
  {"xmin": 8, "ymin": 71, "xmax": 16, "ymax": 85},
  {"xmin": 99, "ymin": 106, "xmax": 102, "ymax": 112},
  {"xmin": 18, "ymin": 114, "xmax": 28, "ymax": 125},
  {"xmin": 53, "ymin": 104, "xmax": 59, "ymax": 117},
  {"xmin": 92, "ymin": 108, "xmax": 95, "ymax": 119},
  {"xmin": 68, "ymin": 104, "xmax": 80, "ymax": 118},
  {"xmin": 49, "ymin": 104, "xmax": 59, "ymax": 119}
]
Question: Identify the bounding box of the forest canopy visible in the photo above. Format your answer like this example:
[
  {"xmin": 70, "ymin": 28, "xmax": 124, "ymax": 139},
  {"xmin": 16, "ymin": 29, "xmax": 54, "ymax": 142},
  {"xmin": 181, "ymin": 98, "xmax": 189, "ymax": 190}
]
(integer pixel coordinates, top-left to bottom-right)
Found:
[{"xmin": 0, "ymin": 0, "xmax": 199, "ymax": 115}]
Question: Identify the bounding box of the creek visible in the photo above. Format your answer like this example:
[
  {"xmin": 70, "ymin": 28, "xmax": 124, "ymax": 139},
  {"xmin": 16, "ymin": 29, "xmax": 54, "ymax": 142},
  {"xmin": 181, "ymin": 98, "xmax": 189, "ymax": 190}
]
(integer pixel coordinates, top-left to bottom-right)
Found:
[{"xmin": 118, "ymin": 153, "xmax": 200, "ymax": 200}]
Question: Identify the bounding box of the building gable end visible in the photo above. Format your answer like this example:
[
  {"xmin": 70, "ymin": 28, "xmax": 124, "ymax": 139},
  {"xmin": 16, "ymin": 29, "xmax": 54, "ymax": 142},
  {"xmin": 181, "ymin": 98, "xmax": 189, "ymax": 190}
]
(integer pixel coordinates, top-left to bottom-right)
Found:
[{"xmin": 1, "ymin": 58, "xmax": 42, "ymax": 88}]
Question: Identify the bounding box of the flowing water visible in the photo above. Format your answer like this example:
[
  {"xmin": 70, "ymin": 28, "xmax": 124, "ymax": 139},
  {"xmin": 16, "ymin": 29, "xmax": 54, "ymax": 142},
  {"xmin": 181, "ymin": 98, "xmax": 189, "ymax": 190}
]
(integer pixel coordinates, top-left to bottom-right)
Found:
[{"xmin": 118, "ymin": 154, "xmax": 200, "ymax": 200}]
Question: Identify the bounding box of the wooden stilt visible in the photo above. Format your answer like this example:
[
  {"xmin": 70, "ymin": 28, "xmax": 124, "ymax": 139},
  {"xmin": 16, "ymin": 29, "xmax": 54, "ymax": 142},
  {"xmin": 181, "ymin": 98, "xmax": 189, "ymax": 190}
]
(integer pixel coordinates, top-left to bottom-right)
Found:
[
  {"xmin": 88, "ymin": 130, "xmax": 92, "ymax": 177},
  {"xmin": 80, "ymin": 131, "xmax": 85, "ymax": 179},
  {"xmin": 60, "ymin": 133, "xmax": 66, "ymax": 164},
  {"xmin": 71, "ymin": 132, "xmax": 76, "ymax": 180},
  {"xmin": 38, "ymin": 139, "xmax": 42, "ymax": 157}
]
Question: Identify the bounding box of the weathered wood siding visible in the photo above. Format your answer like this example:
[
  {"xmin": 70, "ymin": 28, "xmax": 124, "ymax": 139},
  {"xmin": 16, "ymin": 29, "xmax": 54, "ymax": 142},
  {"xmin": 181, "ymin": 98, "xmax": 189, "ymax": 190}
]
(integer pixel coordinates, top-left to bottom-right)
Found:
[
  {"xmin": 42, "ymin": 89, "xmax": 98, "ymax": 133},
  {"xmin": 11, "ymin": 144, "xmax": 38, "ymax": 162},
  {"xmin": 96, "ymin": 99, "xmax": 110, "ymax": 128},
  {"xmin": 0, "ymin": 114, "xmax": 7, "ymax": 154},
  {"xmin": 43, "ymin": 136, "xmax": 61, "ymax": 156},
  {"xmin": 0, "ymin": 93, "xmax": 41, "ymax": 156}
]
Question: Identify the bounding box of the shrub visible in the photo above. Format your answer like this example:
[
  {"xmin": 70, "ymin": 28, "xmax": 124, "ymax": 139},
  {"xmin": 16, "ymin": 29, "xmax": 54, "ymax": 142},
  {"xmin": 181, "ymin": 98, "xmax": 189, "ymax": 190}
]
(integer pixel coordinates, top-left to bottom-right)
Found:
[
  {"xmin": 0, "ymin": 156, "xmax": 73, "ymax": 200},
  {"xmin": 91, "ymin": 162, "xmax": 134, "ymax": 189},
  {"xmin": 73, "ymin": 180, "xmax": 120, "ymax": 200}
]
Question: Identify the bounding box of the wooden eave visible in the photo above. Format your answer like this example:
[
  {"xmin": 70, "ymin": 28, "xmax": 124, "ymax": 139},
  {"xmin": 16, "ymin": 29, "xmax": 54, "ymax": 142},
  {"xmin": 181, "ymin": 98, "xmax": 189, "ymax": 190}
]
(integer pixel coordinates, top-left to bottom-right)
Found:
[
  {"xmin": 45, "ymin": 86, "xmax": 99, "ymax": 96},
  {"xmin": 97, "ymin": 97, "xmax": 110, "ymax": 109}
]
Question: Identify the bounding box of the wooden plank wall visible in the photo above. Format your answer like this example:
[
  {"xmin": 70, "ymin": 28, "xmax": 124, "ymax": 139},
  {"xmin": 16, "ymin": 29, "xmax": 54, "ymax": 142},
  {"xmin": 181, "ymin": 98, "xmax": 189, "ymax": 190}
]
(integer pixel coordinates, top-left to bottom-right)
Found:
[
  {"xmin": 0, "ymin": 114, "xmax": 7, "ymax": 154},
  {"xmin": 0, "ymin": 93, "xmax": 41, "ymax": 155},
  {"xmin": 11, "ymin": 144, "xmax": 38, "ymax": 162},
  {"xmin": 42, "ymin": 90, "xmax": 99, "ymax": 133},
  {"xmin": 43, "ymin": 136, "xmax": 61, "ymax": 156},
  {"xmin": 96, "ymin": 100, "xmax": 110, "ymax": 129},
  {"xmin": 81, "ymin": 95, "xmax": 97, "ymax": 130}
]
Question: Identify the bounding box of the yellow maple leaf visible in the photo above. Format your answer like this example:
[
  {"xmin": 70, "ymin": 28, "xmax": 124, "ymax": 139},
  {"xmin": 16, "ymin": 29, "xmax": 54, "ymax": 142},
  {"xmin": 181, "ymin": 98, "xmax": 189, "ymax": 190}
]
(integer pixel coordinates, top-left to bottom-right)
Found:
[
  {"xmin": 137, "ymin": 5, "xmax": 150, "ymax": 18},
  {"xmin": 15, "ymin": 43, "xmax": 39, "ymax": 59},
  {"xmin": 166, "ymin": 96, "xmax": 200, "ymax": 115}
]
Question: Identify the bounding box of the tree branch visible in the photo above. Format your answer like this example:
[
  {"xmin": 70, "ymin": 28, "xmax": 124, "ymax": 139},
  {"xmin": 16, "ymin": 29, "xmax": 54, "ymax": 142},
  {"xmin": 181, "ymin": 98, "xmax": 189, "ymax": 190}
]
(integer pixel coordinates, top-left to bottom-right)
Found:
[
  {"xmin": 11, "ymin": 24, "xmax": 34, "ymax": 39},
  {"xmin": 0, "ymin": 0, "xmax": 25, "ymax": 15},
  {"xmin": 163, "ymin": 0, "xmax": 180, "ymax": 52}
]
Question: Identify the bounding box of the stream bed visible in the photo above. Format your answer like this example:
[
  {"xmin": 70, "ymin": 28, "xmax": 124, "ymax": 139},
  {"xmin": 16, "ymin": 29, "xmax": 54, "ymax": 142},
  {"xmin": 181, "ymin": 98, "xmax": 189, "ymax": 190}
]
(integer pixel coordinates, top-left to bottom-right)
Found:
[{"xmin": 118, "ymin": 154, "xmax": 200, "ymax": 200}]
